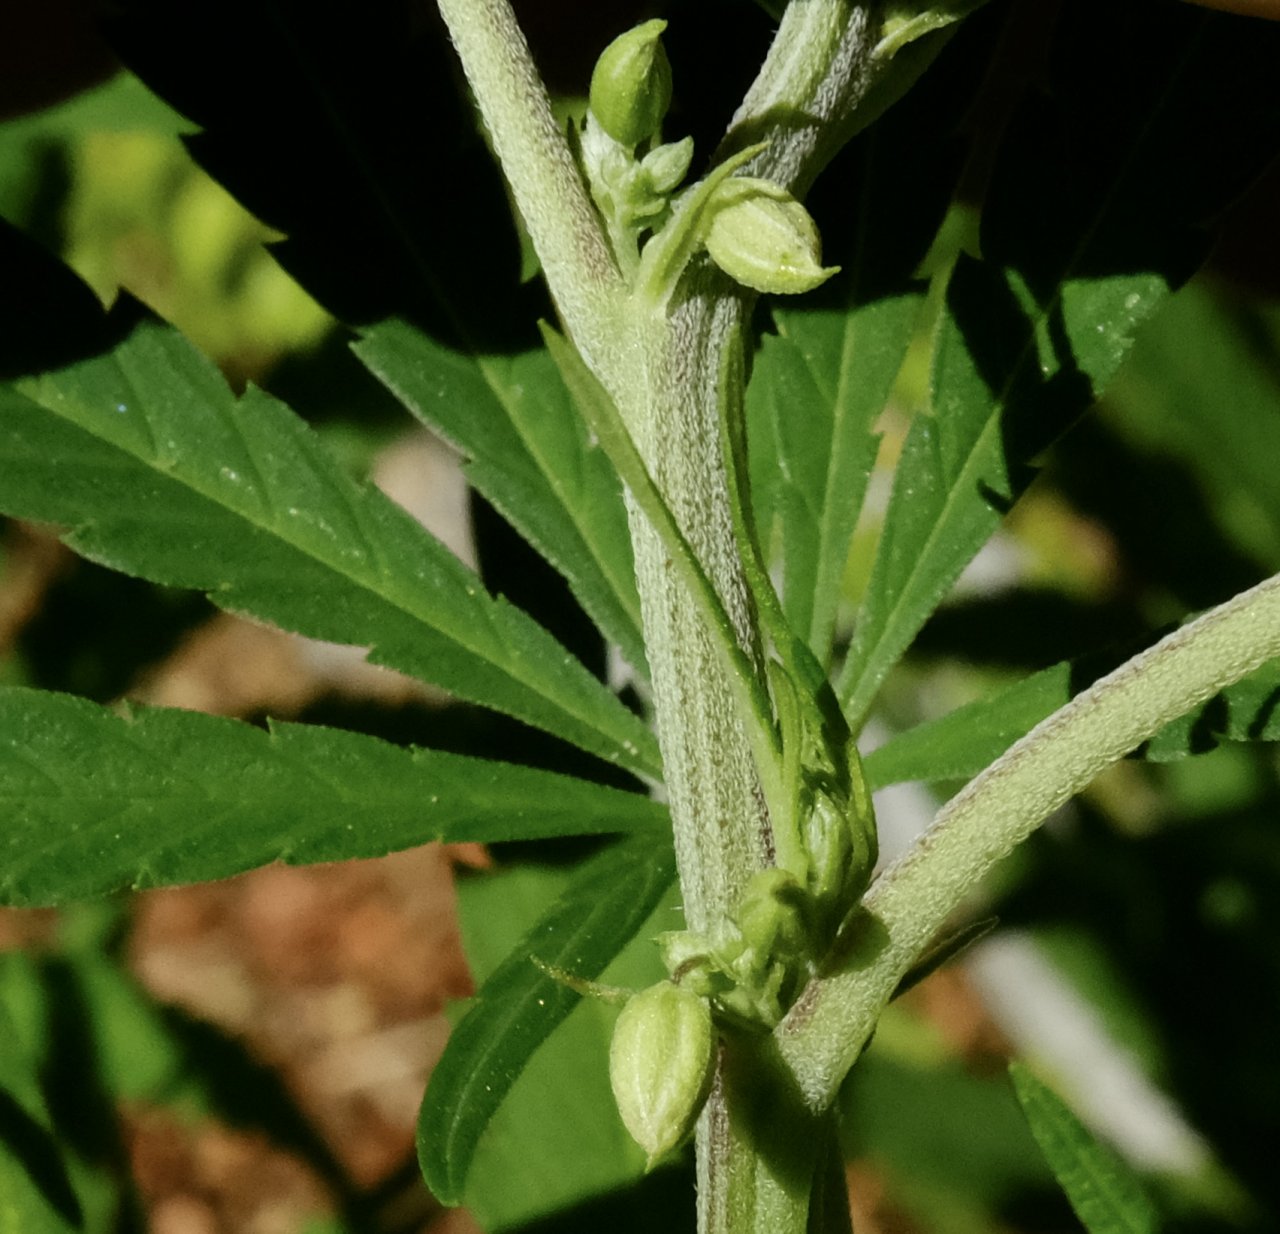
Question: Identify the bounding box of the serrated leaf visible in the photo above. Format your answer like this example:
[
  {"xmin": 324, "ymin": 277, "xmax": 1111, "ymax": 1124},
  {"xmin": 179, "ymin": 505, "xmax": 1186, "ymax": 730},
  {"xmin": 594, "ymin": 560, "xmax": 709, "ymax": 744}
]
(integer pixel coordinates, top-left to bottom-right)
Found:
[
  {"xmin": 0, "ymin": 997, "xmax": 82, "ymax": 1234},
  {"xmin": 103, "ymin": 0, "xmax": 531, "ymax": 343},
  {"xmin": 748, "ymin": 116, "xmax": 947, "ymax": 667},
  {"xmin": 354, "ymin": 321, "xmax": 647, "ymax": 675},
  {"xmin": 0, "ymin": 318, "xmax": 661, "ymax": 778},
  {"xmin": 419, "ymin": 833, "xmax": 676, "ymax": 1207},
  {"xmin": 0, "ymin": 687, "xmax": 667, "ymax": 907},
  {"xmin": 1010, "ymin": 1062, "xmax": 1158, "ymax": 1234},
  {"xmin": 751, "ymin": 293, "xmax": 917, "ymax": 665},
  {"xmin": 838, "ymin": 4, "xmax": 1280, "ymax": 727}
]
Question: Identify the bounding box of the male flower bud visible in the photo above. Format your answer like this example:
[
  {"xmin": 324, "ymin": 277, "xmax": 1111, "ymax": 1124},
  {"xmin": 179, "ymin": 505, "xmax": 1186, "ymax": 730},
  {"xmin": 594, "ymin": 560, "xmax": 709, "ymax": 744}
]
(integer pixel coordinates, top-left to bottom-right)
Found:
[
  {"xmin": 589, "ymin": 19, "xmax": 673, "ymax": 148},
  {"xmin": 704, "ymin": 178, "xmax": 839, "ymax": 295},
  {"xmin": 609, "ymin": 980, "xmax": 715, "ymax": 1168},
  {"xmin": 640, "ymin": 137, "xmax": 694, "ymax": 196}
]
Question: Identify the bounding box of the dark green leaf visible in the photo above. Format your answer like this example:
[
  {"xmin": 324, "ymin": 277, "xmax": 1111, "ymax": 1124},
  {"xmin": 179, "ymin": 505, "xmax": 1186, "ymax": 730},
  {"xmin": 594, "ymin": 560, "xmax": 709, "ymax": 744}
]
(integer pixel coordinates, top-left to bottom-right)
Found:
[
  {"xmin": 0, "ymin": 319, "xmax": 660, "ymax": 778},
  {"xmin": 419, "ymin": 833, "xmax": 676, "ymax": 1207},
  {"xmin": 748, "ymin": 116, "xmax": 947, "ymax": 667},
  {"xmin": 1107, "ymin": 282, "xmax": 1280, "ymax": 571},
  {"xmin": 1010, "ymin": 1061, "xmax": 1158, "ymax": 1234},
  {"xmin": 354, "ymin": 322, "xmax": 646, "ymax": 674},
  {"xmin": 0, "ymin": 687, "xmax": 667, "ymax": 906},
  {"xmin": 838, "ymin": 3, "xmax": 1280, "ymax": 727}
]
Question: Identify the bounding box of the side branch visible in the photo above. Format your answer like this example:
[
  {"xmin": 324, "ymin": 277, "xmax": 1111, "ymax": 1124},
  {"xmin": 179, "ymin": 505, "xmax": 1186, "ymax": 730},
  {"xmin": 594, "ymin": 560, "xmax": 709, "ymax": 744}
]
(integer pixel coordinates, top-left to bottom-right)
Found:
[{"xmin": 777, "ymin": 570, "xmax": 1280, "ymax": 1109}]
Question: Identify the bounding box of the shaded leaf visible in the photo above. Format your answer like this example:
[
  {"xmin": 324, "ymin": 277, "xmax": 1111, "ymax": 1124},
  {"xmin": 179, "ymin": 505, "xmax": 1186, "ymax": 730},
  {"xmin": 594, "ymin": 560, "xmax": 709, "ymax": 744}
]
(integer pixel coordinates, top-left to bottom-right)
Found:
[
  {"xmin": 0, "ymin": 688, "xmax": 667, "ymax": 907},
  {"xmin": 748, "ymin": 113, "xmax": 950, "ymax": 667},
  {"xmin": 354, "ymin": 322, "xmax": 646, "ymax": 674},
  {"xmin": 419, "ymin": 833, "xmax": 675, "ymax": 1208},
  {"xmin": 1106, "ymin": 282, "xmax": 1280, "ymax": 571},
  {"xmin": 838, "ymin": 2, "xmax": 1280, "ymax": 727},
  {"xmin": 0, "ymin": 317, "xmax": 661, "ymax": 778},
  {"xmin": 1010, "ymin": 1062, "xmax": 1158, "ymax": 1234},
  {"xmin": 0, "ymin": 997, "xmax": 82, "ymax": 1234}
]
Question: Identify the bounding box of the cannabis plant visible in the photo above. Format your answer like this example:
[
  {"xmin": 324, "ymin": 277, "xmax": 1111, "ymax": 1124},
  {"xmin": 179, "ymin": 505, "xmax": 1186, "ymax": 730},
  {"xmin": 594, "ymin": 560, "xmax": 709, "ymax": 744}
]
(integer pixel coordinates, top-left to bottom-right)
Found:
[{"xmin": 2, "ymin": 0, "xmax": 1280, "ymax": 1232}]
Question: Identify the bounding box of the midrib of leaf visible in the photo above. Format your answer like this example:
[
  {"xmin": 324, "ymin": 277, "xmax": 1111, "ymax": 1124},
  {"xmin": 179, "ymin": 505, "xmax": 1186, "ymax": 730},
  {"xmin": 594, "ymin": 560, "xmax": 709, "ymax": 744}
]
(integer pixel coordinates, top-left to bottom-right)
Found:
[
  {"xmin": 0, "ymin": 689, "xmax": 668, "ymax": 905},
  {"xmin": 811, "ymin": 279, "xmax": 888, "ymax": 655},
  {"xmin": 474, "ymin": 350, "xmax": 646, "ymax": 654}
]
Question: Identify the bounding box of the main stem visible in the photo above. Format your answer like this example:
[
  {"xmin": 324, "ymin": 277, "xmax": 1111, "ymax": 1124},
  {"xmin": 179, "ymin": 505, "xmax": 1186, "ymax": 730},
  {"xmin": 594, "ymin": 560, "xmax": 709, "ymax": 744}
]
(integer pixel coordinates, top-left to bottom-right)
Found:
[{"xmin": 433, "ymin": 3, "xmax": 956, "ymax": 1231}]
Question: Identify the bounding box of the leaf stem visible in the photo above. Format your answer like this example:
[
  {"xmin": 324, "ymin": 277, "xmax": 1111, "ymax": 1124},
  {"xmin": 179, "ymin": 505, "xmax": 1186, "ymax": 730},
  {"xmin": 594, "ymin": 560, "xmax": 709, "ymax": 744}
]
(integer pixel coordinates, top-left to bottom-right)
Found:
[{"xmin": 776, "ymin": 570, "xmax": 1280, "ymax": 1110}]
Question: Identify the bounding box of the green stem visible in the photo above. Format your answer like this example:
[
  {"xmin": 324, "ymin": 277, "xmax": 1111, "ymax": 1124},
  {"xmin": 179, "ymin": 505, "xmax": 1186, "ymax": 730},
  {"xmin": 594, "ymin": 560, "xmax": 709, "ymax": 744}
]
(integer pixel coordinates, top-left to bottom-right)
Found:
[{"xmin": 776, "ymin": 570, "xmax": 1280, "ymax": 1110}]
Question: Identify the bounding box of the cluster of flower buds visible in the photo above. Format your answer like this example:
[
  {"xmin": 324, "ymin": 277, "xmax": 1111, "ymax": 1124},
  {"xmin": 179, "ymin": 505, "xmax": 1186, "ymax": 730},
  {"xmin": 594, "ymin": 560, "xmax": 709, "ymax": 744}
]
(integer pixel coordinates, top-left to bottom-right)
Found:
[{"xmin": 583, "ymin": 20, "xmax": 838, "ymax": 298}]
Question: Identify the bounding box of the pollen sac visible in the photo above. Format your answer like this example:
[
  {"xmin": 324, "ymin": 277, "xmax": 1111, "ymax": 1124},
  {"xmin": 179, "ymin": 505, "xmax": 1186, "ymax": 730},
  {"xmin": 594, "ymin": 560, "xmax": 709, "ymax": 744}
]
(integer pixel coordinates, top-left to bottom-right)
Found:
[
  {"xmin": 704, "ymin": 177, "xmax": 839, "ymax": 295},
  {"xmin": 609, "ymin": 980, "xmax": 715, "ymax": 1168},
  {"xmin": 589, "ymin": 19, "xmax": 673, "ymax": 148}
]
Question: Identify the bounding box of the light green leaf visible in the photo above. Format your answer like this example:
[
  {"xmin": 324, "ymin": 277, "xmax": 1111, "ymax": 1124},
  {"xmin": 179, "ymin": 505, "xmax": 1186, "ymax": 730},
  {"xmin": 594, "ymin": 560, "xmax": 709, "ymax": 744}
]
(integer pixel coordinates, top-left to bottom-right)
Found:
[
  {"xmin": 0, "ymin": 319, "xmax": 660, "ymax": 778},
  {"xmin": 0, "ymin": 687, "xmax": 667, "ymax": 907},
  {"xmin": 1010, "ymin": 1062, "xmax": 1158, "ymax": 1234},
  {"xmin": 0, "ymin": 993, "xmax": 81, "ymax": 1234},
  {"xmin": 354, "ymin": 322, "xmax": 648, "ymax": 674},
  {"xmin": 420, "ymin": 834, "xmax": 674, "ymax": 1212}
]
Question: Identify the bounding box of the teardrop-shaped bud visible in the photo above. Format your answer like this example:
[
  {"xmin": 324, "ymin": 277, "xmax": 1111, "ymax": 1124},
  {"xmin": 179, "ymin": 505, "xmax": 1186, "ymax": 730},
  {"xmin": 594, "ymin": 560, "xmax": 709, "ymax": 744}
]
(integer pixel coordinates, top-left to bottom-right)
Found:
[
  {"xmin": 704, "ymin": 177, "xmax": 839, "ymax": 295},
  {"xmin": 589, "ymin": 20, "xmax": 673, "ymax": 148},
  {"xmin": 640, "ymin": 136, "xmax": 695, "ymax": 196},
  {"xmin": 609, "ymin": 981, "xmax": 715, "ymax": 1168}
]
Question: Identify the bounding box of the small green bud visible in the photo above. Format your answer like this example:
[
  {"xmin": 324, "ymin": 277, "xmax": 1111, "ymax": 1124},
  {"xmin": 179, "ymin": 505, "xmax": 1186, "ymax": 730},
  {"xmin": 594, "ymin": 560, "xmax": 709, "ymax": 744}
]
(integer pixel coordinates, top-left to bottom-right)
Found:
[
  {"xmin": 640, "ymin": 137, "xmax": 694, "ymax": 196},
  {"xmin": 704, "ymin": 178, "xmax": 839, "ymax": 295},
  {"xmin": 609, "ymin": 981, "xmax": 715, "ymax": 1168},
  {"xmin": 589, "ymin": 19, "xmax": 673, "ymax": 148}
]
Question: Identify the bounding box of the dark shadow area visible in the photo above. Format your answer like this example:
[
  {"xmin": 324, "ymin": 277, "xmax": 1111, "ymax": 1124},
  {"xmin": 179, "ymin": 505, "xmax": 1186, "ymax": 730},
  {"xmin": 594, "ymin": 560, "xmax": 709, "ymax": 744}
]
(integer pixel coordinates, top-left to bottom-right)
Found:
[
  {"xmin": 17, "ymin": 556, "xmax": 213, "ymax": 703},
  {"xmin": 1048, "ymin": 416, "xmax": 1267, "ymax": 612},
  {"xmin": 999, "ymin": 789, "xmax": 1280, "ymax": 1224},
  {"xmin": 102, "ymin": 0, "xmax": 545, "ymax": 349},
  {"xmin": 510, "ymin": 1159, "xmax": 696, "ymax": 1234},
  {"xmin": 0, "ymin": 219, "xmax": 141, "ymax": 381},
  {"xmin": 911, "ymin": 587, "xmax": 1146, "ymax": 672},
  {"xmin": 0, "ymin": 1087, "xmax": 83, "ymax": 1227}
]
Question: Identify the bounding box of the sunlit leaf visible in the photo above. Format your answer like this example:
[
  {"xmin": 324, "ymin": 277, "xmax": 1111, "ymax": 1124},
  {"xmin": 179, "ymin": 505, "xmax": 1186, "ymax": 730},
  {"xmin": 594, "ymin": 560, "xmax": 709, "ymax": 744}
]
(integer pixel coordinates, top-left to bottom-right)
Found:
[
  {"xmin": 0, "ymin": 318, "xmax": 660, "ymax": 777},
  {"xmin": 1010, "ymin": 1062, "xmax": 1158, "ymax": 1234},
  {"xmin": 0, "ymin": 688, "xmax": 666, "ymax": 906}
]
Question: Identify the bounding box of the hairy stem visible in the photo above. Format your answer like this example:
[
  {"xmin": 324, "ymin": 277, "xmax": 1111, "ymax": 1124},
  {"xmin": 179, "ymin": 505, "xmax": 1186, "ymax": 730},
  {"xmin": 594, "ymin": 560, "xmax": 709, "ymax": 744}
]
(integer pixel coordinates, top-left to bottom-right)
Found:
[{"xmin": 777, "ymin": 570, "xmax": 1280, "ymax": 1110}]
